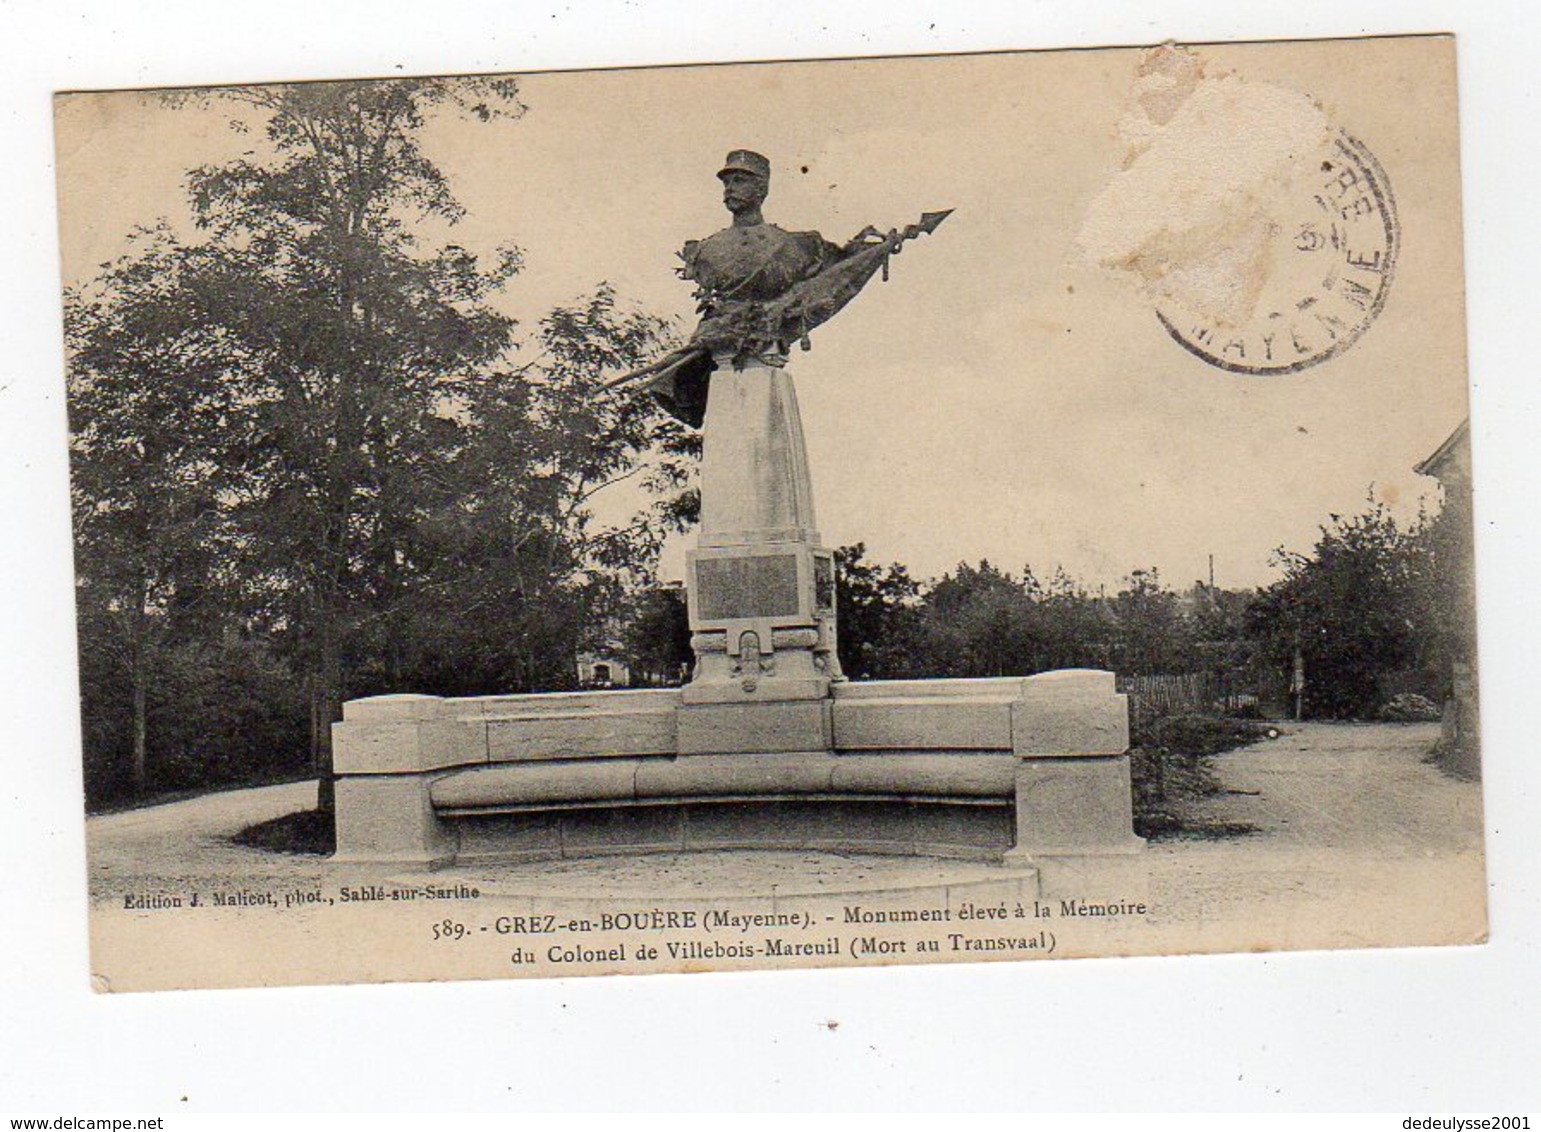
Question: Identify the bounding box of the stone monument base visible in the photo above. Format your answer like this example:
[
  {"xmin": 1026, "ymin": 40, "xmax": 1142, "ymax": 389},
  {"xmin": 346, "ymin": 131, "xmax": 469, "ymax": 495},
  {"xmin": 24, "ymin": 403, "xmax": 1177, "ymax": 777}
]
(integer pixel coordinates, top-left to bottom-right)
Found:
[{"xmin": 332, "ymin": 670, "xmax": 1144, "ymax": 896}]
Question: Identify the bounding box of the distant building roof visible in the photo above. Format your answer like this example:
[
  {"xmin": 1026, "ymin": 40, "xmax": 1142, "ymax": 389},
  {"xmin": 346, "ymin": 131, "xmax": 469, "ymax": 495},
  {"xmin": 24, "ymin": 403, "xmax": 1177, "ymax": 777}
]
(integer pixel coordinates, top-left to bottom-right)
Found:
[{"xmin": 1414, "ymin": 418, "xmax": 1471, "ymax": 481}]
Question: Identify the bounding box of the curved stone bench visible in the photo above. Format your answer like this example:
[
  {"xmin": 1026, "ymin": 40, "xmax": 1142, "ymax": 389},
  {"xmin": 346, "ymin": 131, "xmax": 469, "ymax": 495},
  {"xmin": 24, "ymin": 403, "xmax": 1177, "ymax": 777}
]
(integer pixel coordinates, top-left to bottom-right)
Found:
[
  {"xmin": 430, "ymin": 752, "xmax": 1017, "ymax": 815},
  {"xmin": 333, "ymin": 670, "xmax": 1140, "ymax": 868},
  {"xmin": 432, "ymin": 757, "xmax": 1021, "ymax": 863}
]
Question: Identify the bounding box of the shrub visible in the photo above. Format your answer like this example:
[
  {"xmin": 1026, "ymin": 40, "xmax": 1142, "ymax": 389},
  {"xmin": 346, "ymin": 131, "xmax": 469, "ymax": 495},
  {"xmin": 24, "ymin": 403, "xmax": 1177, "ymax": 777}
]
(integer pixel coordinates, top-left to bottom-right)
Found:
[
  {"xmin": 1137, "ymin": 712, "xmax": 1274, "ymax": 757},
  {"xmin": 1130, "ymin": 712, "xmax": 1270, "ymax": 839}
]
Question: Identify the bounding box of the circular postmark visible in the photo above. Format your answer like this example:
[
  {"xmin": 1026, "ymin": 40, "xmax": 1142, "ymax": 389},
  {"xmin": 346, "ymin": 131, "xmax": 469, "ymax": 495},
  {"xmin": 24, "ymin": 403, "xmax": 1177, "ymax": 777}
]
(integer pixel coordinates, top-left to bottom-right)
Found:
[{"xmin": 1155, "ymin": 132, "xmax": 1399, "ymax": 375}]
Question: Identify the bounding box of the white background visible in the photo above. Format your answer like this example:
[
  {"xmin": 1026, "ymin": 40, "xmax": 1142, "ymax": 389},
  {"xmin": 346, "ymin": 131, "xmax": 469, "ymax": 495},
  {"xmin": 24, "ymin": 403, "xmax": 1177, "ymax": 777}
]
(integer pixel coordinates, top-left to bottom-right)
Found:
[{"xmin": 2, "ymin": 0, "xmax": 1538, "ymax": 1113}]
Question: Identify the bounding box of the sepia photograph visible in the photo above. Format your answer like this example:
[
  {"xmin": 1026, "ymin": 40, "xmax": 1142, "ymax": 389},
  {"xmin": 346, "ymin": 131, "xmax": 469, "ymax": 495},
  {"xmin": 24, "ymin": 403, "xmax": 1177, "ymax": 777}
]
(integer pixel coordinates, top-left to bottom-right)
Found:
[
  {"xmin": 8, "ymin": 0, "xmax": 1541, "ymax": 1114},
  {"xmin": 53, "ymin": 34, "xmax": 1488, "ymax": 993}
]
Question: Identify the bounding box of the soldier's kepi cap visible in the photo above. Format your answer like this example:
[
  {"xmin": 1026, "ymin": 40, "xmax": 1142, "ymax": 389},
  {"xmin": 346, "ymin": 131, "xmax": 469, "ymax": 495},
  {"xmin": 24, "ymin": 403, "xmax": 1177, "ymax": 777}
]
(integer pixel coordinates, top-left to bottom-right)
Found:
[{"xmin": 717, "ymin": 149, "xmax": 770, "ymax": 181}]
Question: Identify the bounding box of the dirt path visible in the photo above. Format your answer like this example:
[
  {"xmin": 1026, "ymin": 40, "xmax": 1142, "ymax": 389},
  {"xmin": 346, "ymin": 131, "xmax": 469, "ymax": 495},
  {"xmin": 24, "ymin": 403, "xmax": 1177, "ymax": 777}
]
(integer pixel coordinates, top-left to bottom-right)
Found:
[
  {"xmin": 1140, "ymin": 721, "xmax": 1486, "ymax": 952},
  {"xmin": 87, "ymin": 780, "xmax": 328, "ymax": 903},
  {"xmin": 1197, "ymin": 721, "xmax": 1482, "ymax": 853}
]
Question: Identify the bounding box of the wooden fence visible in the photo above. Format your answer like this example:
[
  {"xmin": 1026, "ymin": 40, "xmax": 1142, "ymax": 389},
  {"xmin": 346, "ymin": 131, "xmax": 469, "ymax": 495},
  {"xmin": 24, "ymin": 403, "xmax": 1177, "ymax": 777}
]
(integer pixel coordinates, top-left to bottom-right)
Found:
[{"xmin": 1117, "ymin": 672, "xmax": 1265, "ymax": 725}]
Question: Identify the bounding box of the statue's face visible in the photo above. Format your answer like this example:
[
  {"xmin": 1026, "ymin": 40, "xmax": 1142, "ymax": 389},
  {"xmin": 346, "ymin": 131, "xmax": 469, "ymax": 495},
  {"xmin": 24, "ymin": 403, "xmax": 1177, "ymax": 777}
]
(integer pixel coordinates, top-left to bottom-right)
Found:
[{"xmin": 721, "ymin": 169, "xmax": 768, "ymax": 215}]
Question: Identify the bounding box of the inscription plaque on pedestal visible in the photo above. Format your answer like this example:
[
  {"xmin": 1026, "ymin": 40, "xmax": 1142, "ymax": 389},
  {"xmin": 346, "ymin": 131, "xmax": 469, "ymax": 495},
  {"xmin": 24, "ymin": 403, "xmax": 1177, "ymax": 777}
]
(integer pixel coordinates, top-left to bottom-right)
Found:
[{"xmin": 695, "ymin": 553, "xmax": 801, "ymax": 621}]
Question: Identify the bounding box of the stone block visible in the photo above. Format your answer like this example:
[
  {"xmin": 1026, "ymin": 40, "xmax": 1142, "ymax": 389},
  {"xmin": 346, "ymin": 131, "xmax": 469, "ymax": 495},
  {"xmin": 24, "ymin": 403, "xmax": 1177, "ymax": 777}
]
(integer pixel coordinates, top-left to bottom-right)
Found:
[
  {"xmin": 1007, "ymin": 756, "xmax": 1144, "ymax": 855},
  {"xmin": 833, "ymin": 697, "xmax": 1013, "ymax": 750},
  {"xmin": 635, "ymin": 752, "xmax": 836, "ymax": 799},
  {"xmin": 420, "ymin": 719, "xmax": 491, "ymax": 768},
  {"xmin": 333, "ymin": 722, "xmax": 421, "ymax": 775},
  {"xmin": 439, "ymin": 799, "xmax": 1015, "ymax": 863},
  {"xmin": 1025, "ymin": 669, "xmax": 1116, "ymax": 695},
  {"xmin": 676, "ymin": 699, "xmax": 832, "ymax": 754},
  {"xmin": 693, "ymin": 550, "xmax": 803, "ymax": 621},
  {"xmin": 340, "ymin": 693, "xmax": 443, "ymax": 723},
  {"xmin": 1013, "ymin": 669, "xmax": 1129, "ymax": 756},
  {"xmin": 430, "ymin": 760, "xmax": 642, "ymax": 812},
  {"xmin": 454, "ymin": 812, "xmax": 563, "ymax": 863},
  {"xmin": 486, "ymin": 709, "xmax": 676, "ymax": 762},
  {"xmin": 558, "ymin": 807, "xmax": 686, "ymax": 855},
  {"xmin": 472, "ymin": 688, "xmax": 681, "ymax": 716},
  {"xmin": 333, "ymin": 716, "xmax": 488, "ymax": 775},
  {"xmin": 681, "ymin": 800, "xmax": 846, "ymax": 849},
  {"xmin": 333, "ymin": 774, "xmax": 454, "ymax": 867},
  {"xmin": 905, "ymin": 802, "xmax": 1014, "ymax": 854},
  {"xmin": 679, "ymin": 673, "xmax": 831, "ymax": 705},
  {"xmin": 801, "ymin": 799, "xmax": 905, "ymax": 850},
  {"xmin": 833, "ymin": 677, "xmax": 1029, "ymax": 700}
]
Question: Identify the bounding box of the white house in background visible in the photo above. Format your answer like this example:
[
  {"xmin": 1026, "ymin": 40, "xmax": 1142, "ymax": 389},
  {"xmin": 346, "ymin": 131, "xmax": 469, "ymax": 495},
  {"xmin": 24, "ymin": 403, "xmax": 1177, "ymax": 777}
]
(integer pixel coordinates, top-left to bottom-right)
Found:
[{"xmin": 576, "ymin": 647, "xmax": 630, "ymax": 689}]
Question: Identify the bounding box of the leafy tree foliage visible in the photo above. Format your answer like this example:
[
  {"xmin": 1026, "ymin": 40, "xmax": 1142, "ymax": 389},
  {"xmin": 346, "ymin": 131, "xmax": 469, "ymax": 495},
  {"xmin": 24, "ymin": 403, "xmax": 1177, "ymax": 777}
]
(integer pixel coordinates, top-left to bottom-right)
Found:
[
  {"xmin": 817, "ymin": 552, "xmax": 1208, "ymax": 683},
  {"xmin": 1106, "ymin": 568, "xmax": 1194, "ymax": 676},
  {"xmin": 67, "ymin": 225, "xmax": 248, "ymax": 798},
  {"xmin": 1410, "ymin": 488, "xmax": 1477, "ymax": 678},
  {"xmin": 833, "ymin": 544, "xmax": 924, "ymax": 679},
  {"xmin": 1246, "ymin": 500, "xmax": 1427, "ymax": 719},
  {"xmin": 618, "ymin": 583, "xmax": 693, "ymax": 687},
  {"xmin": 918, "ymin": 560, "xmax": 1041, "ymax": 678},
  {"xmin": 67, "ymin": 79, "xmax": 685, "ymax": 809}
]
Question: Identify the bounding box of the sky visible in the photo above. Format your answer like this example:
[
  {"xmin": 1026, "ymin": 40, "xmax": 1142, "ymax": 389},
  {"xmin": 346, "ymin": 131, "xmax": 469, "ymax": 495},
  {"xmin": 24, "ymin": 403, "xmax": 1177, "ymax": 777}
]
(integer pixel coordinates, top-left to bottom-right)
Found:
[{"xmin": 54, "ymin": 36, "xmax": 1469, "ymax": 590}]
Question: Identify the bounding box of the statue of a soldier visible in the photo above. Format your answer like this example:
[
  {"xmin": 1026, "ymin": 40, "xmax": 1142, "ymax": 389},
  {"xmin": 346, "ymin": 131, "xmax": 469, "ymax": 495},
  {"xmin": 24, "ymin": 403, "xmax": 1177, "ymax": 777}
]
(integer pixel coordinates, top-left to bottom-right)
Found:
[
  {"xmin": 615, "ymin": 149, "xmax": 948, "ymax": 548},
  {"xmin": 614, "ymin": 150, "xmax": 947, "ymax": 698},
  {"xmin": 617, "ymin": 149, "xmax": 949, "ymax": 429}
]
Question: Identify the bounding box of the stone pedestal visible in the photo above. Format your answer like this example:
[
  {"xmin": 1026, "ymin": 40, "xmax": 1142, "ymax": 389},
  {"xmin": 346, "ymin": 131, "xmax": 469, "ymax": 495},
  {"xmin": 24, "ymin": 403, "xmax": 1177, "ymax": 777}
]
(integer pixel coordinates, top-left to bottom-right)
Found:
[
  {"xmin": 684, "ymin": 355, "xmax": 840, "ymax": 705},
  {"xmin": 684, "ymin": 544, "xmax": 839, "ymax": 703},
  {"xmin": 330, "ymin": 693, "xmax": 461, "ymax": 866}
]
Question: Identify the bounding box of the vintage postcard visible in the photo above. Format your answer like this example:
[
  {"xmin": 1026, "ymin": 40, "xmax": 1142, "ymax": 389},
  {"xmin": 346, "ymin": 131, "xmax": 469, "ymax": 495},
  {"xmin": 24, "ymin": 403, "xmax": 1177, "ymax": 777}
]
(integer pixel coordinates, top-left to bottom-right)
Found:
[{"xmin": 56, "ymin": 34, "xmax": 1483, "ymax": 992}]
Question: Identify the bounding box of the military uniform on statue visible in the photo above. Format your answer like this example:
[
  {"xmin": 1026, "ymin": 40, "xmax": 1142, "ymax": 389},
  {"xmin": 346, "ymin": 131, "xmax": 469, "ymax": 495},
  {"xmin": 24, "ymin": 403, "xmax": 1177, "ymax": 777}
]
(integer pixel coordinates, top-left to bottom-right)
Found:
[{"xmin": 611, "ymin": 150, "xmax": 951, "ymax": 708}]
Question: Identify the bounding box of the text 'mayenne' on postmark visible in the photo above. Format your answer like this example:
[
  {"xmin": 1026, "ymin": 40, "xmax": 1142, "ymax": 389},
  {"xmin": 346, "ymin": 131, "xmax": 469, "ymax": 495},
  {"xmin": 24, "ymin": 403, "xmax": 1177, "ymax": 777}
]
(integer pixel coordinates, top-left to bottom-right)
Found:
[{"xmin": 1077, "ymin": 44, "xmax": 1399, "ymax": 374}]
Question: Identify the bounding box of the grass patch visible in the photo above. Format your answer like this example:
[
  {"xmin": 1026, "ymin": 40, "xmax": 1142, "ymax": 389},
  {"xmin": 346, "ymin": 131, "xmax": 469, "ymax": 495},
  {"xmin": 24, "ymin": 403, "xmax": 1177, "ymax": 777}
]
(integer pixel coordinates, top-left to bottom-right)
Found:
[
  {"xmin": 231, "ymin": 808, "xmax": 335, "ymax": 856},
  {"xmin": 1131, "ymin": 712, "xmax": 1275, "ymax": 841},
  {"xmin": 1139, "ymin": 713, "xmax": 1277, "ymax": 757}
]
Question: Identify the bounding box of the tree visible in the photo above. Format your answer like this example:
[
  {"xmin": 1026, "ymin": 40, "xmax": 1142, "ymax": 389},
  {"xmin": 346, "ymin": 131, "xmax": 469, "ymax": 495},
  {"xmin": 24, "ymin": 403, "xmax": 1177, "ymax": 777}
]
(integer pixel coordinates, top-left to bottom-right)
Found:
[
  {"xmin": 619, "ymin": 583, "xmax": 693, "ymax": 687},
  {"xmin": 1410, "ymin": 492, "xmax": 1477, "ymax": 683},
  {"xmin": 176, "ymin": 81, "xmax": 530, "ymax": 809},
  {"xmin": 1247, "ymin": 499, "xmax": 1424, "ymax": 719},
  {"xmin": 1036, "ymin": 566, "xmax": 1115, "ymax": 672},
  {"xmin": 68, "ymin": 237, "xmax": 335, "ymax": 803},
  {"xmin": 833, "ymin": 544, "xmax": 923, "ymax": 679},
  {"xmin": 915, "ymin": 560, "xmax": 1041, "ymax": 678},
  {"xmin": 66, "ymin": 236, "xmax": 243, "ymax": 798},
  {"xmin": 1106, "ymin": 568, "xmax": 1195, "ymax": 675},
  {"xmin": 384, "ymin": 287, "xmax": 683, "ymax": 697},
  {"xmin": 66, "ymin": 78, "xmax": 687, "ymax": 811}
]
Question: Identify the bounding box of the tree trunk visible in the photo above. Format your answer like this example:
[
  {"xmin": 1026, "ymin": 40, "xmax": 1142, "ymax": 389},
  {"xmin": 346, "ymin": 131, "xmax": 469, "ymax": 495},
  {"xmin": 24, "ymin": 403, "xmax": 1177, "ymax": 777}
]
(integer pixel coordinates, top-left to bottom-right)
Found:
[
  {"xmin": 130, "ymin": 659, "xmax": 148, "ymax": 798},
  {"xmin": 1291, "ymin": 647, "xmax": 1306, "ymax": 722},
  {"xmin": 312, "ymin": 646, "xmax": 341, "ymax": 815}
]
